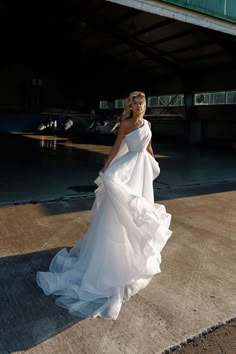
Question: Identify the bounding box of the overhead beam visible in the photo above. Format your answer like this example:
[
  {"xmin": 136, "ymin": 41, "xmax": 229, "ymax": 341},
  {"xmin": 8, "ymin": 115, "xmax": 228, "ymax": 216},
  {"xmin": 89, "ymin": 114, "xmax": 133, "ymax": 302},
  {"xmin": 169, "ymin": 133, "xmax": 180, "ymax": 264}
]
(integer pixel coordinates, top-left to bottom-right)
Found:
[
  {"xmin": 134, "ymin": 18, "xmax": 175, "ymax": 36},
  {"xmin": 166, "ymin": 40, "xmax": 212, "ymax": 55},
  {"xmin": 106, "ymin": 0, "xmax": 236, "ymax": 36},
  {"xmin": 204, "ymin": 30, "xmax": 236, "ymax": 67},
  {"xmin": 181, "ymin": 50, "xmax": 227, "ymax": 64},
  {"xmin": 118, "ymin": 27, "xmax": 199, "ymax": 57},
  {"xmin": 84, "ymin": 14, "xmax": 181, "ymax": 75},
  {"xmin": 84, "ymin": 9, "xmax": 142, "ymax": 52},
  {"xmin": 97, "ymin": 18, "xmax": 176, "ymax": 56}
]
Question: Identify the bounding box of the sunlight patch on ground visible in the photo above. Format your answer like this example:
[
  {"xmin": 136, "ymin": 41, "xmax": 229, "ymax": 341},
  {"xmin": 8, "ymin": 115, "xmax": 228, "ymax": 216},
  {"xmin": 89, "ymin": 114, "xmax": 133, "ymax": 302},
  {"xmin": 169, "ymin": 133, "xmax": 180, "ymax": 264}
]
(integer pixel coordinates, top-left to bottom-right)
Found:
[
  {"xmin": 11, "ymin": 132, "xmax": 67, "ymax": 141},
  {"xmin": 10, "ymin": 132, "xmax": 170, "ymax": 158}
]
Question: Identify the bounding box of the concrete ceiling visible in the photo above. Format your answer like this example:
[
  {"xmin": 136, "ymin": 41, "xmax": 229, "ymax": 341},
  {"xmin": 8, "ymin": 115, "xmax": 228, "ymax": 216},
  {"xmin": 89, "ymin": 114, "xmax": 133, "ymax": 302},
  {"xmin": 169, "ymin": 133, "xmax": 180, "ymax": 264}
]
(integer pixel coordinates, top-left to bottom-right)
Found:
[{"xmin": 1, "ymin": 0, "xmax": 236, "ymax": 96}]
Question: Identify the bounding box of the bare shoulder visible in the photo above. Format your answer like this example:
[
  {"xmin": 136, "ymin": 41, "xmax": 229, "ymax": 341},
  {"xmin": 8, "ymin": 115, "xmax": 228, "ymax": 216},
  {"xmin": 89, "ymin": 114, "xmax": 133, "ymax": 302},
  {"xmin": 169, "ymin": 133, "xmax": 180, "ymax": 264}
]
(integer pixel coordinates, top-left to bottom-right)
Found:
[
  {"xmin": 119, "ymin": 119, "xmax": 131, "ymax": 133},
  {"xmin": 120, "ymin": 119, "xmax": 132, "ymax": 127}
]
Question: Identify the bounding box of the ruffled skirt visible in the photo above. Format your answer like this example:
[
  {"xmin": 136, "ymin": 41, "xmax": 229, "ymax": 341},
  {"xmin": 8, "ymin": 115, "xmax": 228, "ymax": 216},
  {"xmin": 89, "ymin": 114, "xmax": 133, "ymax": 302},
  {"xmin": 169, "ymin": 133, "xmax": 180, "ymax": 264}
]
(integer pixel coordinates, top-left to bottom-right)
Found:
[{"xmin": 36, "ymin": 170, "xmax": 172, "ymax": 320}]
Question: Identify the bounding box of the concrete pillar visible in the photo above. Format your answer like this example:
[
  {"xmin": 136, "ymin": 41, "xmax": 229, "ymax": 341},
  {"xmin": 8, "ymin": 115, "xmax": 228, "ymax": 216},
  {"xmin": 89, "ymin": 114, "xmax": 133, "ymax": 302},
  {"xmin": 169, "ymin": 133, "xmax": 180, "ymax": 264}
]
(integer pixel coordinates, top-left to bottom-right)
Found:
[
  {"xmin": 184, "ymin": 92, "xmax": 202, "ymax": 144},
  {"xmin": 189, "ymin": 120, "xmax": 202, "ymax": 144}
]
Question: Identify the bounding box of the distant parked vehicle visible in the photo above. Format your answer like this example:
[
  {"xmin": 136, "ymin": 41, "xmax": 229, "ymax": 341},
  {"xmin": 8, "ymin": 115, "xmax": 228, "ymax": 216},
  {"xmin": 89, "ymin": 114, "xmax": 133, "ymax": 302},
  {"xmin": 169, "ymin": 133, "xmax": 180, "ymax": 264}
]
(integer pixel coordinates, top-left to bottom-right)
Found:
[
  {"xmin": 36, "ymin": 115, "xmax": 73, "ymax": 133},
  {"xmin": 88, "ymin": 120, "xmax": 119, "ymax": 134}
]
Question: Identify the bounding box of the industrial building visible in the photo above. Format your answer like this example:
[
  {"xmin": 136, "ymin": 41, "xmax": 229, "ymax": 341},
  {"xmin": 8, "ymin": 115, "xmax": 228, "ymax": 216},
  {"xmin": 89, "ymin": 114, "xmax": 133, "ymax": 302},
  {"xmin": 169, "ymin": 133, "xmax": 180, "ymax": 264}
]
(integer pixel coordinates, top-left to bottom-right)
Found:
[{"xmin": 0, "ymin": 1, "xmax": 235, "ymax": 353}]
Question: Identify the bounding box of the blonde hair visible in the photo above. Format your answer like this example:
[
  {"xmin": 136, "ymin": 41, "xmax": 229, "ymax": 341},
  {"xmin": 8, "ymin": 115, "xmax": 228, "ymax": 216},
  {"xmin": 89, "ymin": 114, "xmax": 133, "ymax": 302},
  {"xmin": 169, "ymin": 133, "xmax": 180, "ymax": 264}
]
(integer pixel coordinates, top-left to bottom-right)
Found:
[{"xmin": 121, "ymin": 91, "xmax": 146, "ymax": 121}]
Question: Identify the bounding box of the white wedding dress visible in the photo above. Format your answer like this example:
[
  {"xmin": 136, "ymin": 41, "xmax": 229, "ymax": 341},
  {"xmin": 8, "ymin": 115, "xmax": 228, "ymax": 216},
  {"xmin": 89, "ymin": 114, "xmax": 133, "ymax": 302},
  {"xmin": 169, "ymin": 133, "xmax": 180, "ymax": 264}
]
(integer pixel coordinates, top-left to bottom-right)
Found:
[{"xmin": 36, "ymin": 119, "xmax": 172, "ymax": 320}]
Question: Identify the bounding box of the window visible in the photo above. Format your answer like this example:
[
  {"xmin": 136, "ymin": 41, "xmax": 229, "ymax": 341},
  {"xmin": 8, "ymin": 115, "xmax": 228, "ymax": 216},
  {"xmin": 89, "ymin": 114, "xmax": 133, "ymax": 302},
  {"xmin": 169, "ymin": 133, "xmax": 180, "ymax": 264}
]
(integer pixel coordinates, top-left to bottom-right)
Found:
[
  {"xmin": 194, "ymin": 91, "xmax": 236, "ymax": 105},
  {"xmin": 195, "ymin": 93, "xmax": 209, "ymax": 105},
  {"xmin": 170, "ymin": 94, "xmax": 184, "ymax": 106},
  {"xmin": 209, "ymin": 92, "xmax": 225, "ymax": 105},
  {"xmin": 226, "ymin": 90, "xmax": 236, "ymax": 104},
  {"xmin": 147, "ymin": 96, "xmax": 158, "ymax": 107},
  {"xmin": 99, "ymin": 100, "xmax": 114, "ymax": 109},
  {"xmin": 99, "ymin": 100, "xmax": 109, "ymax": 109},
  {"xmin": 115, "ymin": 99, "xmax": 124, "ymax": 109},
  {"xmin": 158, "ymin": 94, "xmax": 184, "ymax": 107}
]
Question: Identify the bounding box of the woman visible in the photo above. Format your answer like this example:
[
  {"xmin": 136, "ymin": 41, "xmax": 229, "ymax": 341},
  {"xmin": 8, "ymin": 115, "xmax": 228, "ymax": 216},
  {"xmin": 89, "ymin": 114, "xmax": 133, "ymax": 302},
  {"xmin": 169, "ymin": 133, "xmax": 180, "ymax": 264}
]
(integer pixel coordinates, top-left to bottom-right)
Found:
[{"xmin": 36, "ymin": 91, "xmax": 172, "ymax": 320}]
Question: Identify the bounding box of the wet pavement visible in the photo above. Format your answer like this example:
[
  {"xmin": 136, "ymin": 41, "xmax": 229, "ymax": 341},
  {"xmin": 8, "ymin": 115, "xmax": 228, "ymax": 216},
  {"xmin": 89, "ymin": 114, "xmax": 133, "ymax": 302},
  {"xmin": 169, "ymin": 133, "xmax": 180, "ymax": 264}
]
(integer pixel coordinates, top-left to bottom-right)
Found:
[{"xmin": 0, "ymin": 132, "xmax": 235, "ymax": 205}]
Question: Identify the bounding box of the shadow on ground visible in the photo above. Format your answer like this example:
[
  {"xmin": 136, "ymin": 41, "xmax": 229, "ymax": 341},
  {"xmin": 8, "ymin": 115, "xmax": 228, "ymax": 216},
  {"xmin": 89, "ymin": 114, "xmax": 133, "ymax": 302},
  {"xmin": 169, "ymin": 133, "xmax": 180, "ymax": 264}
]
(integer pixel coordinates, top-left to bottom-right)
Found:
[
  {"xmin": 0, "ymin": 249, "xmax": 83, "ymax": 354},
  {"xmin": 68, "ymin": 185, "xmax": 95, "ymax": 193},
  {"xmin": 40, "ymin": 180, "xmax": 236, "ymax": 217},
  {"xmin": 155, "ymin": 180, "xmax": 236, "ymax": 201}
]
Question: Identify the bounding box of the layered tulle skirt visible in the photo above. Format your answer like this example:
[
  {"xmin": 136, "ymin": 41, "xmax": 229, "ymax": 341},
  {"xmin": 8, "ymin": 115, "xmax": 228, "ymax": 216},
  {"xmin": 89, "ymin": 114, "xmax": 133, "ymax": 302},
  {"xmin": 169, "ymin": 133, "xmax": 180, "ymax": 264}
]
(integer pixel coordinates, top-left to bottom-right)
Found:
[{"xmin": 36, "ymin": 167, "xmax": 172, "ymax": 320}]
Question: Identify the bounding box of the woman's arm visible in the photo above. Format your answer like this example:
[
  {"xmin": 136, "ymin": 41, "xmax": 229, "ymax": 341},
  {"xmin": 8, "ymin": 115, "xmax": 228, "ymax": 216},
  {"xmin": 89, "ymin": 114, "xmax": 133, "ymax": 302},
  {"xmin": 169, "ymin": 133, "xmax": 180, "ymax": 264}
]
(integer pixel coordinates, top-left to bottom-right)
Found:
[
  {"xmin": 100, "ymin": 122, "xmax": 126, "ymax": 172},
  {"xmin": 146, "ymin": 121, "xmax": 155, "ymax": 158},
  {"xmin": 146, "ymin": 140, "xmax": 155, "ymax": 158}
]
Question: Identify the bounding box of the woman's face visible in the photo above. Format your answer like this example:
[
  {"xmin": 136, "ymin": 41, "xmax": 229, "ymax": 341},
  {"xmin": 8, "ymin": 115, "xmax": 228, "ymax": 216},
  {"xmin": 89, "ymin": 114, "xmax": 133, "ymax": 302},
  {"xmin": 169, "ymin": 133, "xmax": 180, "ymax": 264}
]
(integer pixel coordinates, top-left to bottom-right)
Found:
[{"xmin": 130, "ymin": 96, "xmax": 146, "ymax": 116}]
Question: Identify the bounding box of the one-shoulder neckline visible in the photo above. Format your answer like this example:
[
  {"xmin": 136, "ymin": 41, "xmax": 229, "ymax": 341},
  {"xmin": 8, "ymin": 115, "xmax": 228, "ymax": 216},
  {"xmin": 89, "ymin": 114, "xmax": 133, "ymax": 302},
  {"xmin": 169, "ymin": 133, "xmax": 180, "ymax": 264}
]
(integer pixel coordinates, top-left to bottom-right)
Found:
[{"xmin": 125, "ymin": 119, "xmax": 146, "ymax": 137}]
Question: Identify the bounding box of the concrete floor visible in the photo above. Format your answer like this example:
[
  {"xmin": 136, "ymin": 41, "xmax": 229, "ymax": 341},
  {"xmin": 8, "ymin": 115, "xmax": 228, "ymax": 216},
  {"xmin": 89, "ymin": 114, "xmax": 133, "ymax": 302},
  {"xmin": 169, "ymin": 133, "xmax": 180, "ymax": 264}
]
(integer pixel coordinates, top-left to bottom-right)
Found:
[{"xmin": 0, "ymin": 133, "xmax": 236, "ymax": 353}]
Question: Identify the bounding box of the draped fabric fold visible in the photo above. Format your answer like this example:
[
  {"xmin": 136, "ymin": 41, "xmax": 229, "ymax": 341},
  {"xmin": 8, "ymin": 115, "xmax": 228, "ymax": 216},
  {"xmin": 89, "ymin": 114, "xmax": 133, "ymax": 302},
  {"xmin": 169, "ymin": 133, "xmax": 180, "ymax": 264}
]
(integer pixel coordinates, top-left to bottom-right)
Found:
[{"xmin": 36, "ymin": 119, "xmax": 172, "ymax": 320}]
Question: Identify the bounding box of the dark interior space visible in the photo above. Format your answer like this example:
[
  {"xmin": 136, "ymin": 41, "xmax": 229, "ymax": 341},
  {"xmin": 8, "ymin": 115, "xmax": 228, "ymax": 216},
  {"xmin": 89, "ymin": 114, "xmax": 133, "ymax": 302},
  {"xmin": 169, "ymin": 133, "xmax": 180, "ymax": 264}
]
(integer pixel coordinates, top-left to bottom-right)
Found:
[{"xmin": 0, "ymin": 0, "xmax": 235, "ymax": 144}]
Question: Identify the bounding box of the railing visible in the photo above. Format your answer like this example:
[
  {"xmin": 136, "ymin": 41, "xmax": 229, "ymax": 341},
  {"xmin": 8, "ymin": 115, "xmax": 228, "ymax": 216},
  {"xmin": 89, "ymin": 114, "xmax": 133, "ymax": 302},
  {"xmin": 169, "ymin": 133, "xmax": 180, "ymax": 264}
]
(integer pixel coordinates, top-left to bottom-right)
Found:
[{"xmin": 160, "ymin": 0, "xmax": 236, "ymax": 23}]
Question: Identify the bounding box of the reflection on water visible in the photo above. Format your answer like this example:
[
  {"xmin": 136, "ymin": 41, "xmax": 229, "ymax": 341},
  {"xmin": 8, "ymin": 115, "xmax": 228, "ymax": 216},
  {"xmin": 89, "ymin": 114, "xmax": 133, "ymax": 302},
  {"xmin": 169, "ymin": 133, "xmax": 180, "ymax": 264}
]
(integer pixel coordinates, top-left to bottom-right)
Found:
[
  {"xmin": 40, "ymin": 138, "xmax": 57, "ymax": 151},
  {"xmin": 0, "ymin": 133, "xmax": 236, "ymax": 204},
  {"xmin": 1, "ymin": 133, "xmax": 111, "ymax": 174}
]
